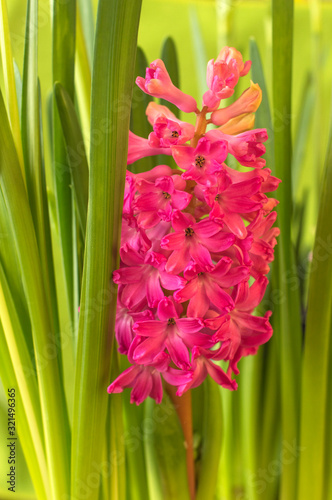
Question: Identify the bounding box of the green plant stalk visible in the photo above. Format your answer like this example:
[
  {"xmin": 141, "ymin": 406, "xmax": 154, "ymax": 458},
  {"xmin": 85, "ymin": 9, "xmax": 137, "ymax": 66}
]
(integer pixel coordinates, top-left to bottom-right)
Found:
[
  {"xmin": 0, "ymin": 0, "xmax": 25, "ymax": 182},
  {"xmin": 71, "ymin": 2, "xmax": 142, "ymax": 498},
  {"xmin": 0, "ymin": 264, "xmax": 49, "ymax": 498},
  {"xmin": 0, "ymin": 321, "xmax": 48, "ymax": 500},
  {"xmin": 0, "ymin": 89, "xmax": 70, "ymax": 499},
  {"xmin": 297, "ymin": 128, "xmax": 332, "ymax": 500},
  {"xmin": 272, "ymin": 1, "xmax": 302, "ymax": 499}
]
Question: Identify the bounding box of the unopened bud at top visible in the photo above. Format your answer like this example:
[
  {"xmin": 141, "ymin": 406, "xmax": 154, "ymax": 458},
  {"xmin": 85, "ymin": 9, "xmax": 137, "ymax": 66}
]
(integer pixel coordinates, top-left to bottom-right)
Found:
[
  {"xmin": 202, "ymin": 46, "xmax": 251, "ymax": 109},
  {"xmin": 136, "ymin": 59, "xmax": 197, "ymax": 114}
]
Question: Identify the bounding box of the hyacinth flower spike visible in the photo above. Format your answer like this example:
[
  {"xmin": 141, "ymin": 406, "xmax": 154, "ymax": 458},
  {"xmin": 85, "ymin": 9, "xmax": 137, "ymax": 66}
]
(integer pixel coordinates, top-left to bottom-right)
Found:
[{"xmin": 108, "ymin": 46, "xmax": 280, "ymax": 407}]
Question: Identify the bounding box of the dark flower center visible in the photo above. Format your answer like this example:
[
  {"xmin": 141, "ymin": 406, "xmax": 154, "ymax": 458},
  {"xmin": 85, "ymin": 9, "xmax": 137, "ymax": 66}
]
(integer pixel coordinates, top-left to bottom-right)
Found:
[
  {"xmin": 195, "ymin": 155, "xmax": 206, "ymax": 168},
  {"xmin": 167, "ymin": 318, "xmax": 176, "ymax": 326},
  {"xmin": 171, "ymin": 130, "xmax": 179, "ymax": 138},
  {"xmin": 162, "ymin": 191, "xmax": 171, "ymax": 199},
  {"xmin": 185, "ymin": 227, "xmax": 195, "ymax": 237},
  {"xmin": 215, "ymin": 194, "xmax": 220, "ymax": 201}
]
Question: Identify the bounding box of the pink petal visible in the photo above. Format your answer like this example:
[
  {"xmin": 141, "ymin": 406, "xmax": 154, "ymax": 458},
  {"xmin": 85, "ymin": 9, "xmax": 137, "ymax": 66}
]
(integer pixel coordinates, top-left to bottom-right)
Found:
[
  {"xmin": 133, "ymin": 320, "xmax": 166, "ymax": 337},
  {"xmin": 166, "ymin": 334, "xmax": 191, "ymax": 370},
  {"xmin": 157, "ymin": 297, "xmax": 178, "ymax": 321},
  {"xmin": 176, "ymin": 317, "xmax": 204, "ymax": 333},
  {"xmin": 205, "ymin": 360, "xmax": 237, "ymax": 390}
]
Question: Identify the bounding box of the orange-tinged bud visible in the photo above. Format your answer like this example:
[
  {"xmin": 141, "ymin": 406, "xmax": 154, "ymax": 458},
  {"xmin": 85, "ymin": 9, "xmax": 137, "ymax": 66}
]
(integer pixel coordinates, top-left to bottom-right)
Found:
[
  {"xmin": 211, "ymin": 81, "xmax": 262, "ymax": 127},
  {"xmin": 219, "ymin": 112, "xmax": 256, "ymax": 135}
]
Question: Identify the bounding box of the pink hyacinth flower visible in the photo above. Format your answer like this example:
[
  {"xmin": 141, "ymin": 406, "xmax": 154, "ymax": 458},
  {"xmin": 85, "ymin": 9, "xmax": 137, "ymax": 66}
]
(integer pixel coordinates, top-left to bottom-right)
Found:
[
  {"xmin": 132, "ymin": 297, "xmax": 212, "ymax": 370},
  {"xmin": 174, "ymin": 257, "xmax": 249, "ymax": 317},
  {"xmin": 160, "ymin": 210, "xmax": 235, "ymax": 274},
  {"xmin": 113, "ymin": 246, "xmax": 186, "ymax": 308},
  {"xmin": 107, "ymin": 352, "xmax": 192, "ymax": 405},
  {"xmin": 136, "ymin": 59, "xmax": 197, "ymax": 113},
  {"xmin": 133, "ymin": 174, "xmax": 192, "ymax": 228},
  {"xmin": 247, "ymin": 211, "xmax": 280, "ymax": 277},
  {"xmin": 206, "ymin": 128, "xmax": 268, "ymax": 169},
  {"xmin": 146, "ymin": 102, "xmax": 195, "ymax": 147},
  {"xmin": 128, "ymin": 131, "xmax": 172, "ymax": 165},
  {"xmin": 176, "ymin": 346, "xmax": 238, "ymax": 396},
  {"xmin": 210, "ymin": 81, "xmax": 262, "ymax": 127},
  {"xmin": 207, "ymin": 276, "xmax": 272, "ymax": 375},
  {"xmin": 203, "ymin": 46, "xmax": 251, "ymax": 108},
  {"xmin": 202, "ymin": 169, "xmax": 263, "ymax": 239},
  {"xmin": 115, "ymin": 303, "xmax": 154, "ymax": 355},
  {"xmin": 172, "ymin": 137, "xmax": 227, "ymax": 185}
]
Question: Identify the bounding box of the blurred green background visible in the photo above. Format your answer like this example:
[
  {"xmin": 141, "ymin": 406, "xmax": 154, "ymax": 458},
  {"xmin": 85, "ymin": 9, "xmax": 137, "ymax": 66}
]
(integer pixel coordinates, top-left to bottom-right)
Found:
[{"xmin": 1, "ymin": 0, "xmax": 332, "ymax": 498}]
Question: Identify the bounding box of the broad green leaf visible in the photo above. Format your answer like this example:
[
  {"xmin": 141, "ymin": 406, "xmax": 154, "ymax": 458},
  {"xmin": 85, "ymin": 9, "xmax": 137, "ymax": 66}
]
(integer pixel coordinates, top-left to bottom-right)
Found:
[
  {"xmin": 272, "ymin": 1, "xmax": 302, "ymax": 499},
  {"xmin": 196, "ymin": 378, "xmax": 222, "ymax": 500},
  {"xmin": 160, "ymin": 37, "xmax": 180, "ymax": 118},
  {"xmin": 0, "ymin": 0, "xmax": 25, "ymax": 182},
  {"xmin": 54, "ymin": 82, "xmax": 89, "ymax": 236},
  {"xmin": 71, "ymin": 2, "xmax": 142, "ymax": 499},
  {"xmin": 298, "ymin": 126, "xmax": 332, "ymax": 500},
  {"xmin": 0, "ymin": 89, "xmax": 70, "ymax": 500}
]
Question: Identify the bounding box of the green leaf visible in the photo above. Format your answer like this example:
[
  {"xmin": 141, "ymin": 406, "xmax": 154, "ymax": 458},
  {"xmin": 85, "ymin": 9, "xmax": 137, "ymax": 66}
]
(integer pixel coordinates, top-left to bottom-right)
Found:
[
  {"xmin": 22, "ymin": 0, "xmax": 59, "ymax": 347},
  {"xmin": 54, "ymin": 82, "xmax": 89, "ymax": 236},
  {"xmin": 0, "ymin": 89, "xmax": 70, "ymax": 500},
  {"xmin": 0, "ymin": 264, "xmax": 49, "ymax": 499},
  {"xmin": 52, "ymin": 0, "xmax": 77, "ymax": 330},
  {"xmin": 0, "ymin": 0, "xmax": 25, "ymax": 182},
  {"xmin": 144, "ymin": 394, "xmax": 191, "ymax": 500},
  {"xmin": 108, "ymin": 352, "xmax": 126, "ymax": 500},
  {"xmin": 189, "ymin": 6, "xmax": 207, "ymax": 101},
  {"xmin": 297, "ymin": 126, "xmax": 332, "ymax": 500},
  {"xmin": 52, "ymin": 0, "xmax": 77, "ymax": 419},
  {"xmin": 160, "ymin": 37, "xmax": 180, "ymax": 118},
  {"xmin": 78, "ymin": 0, "xmax": 94, "ymax": 68},
  {"xmin": 76, "ymin": 5, "xmax": 92, "ymax": 159},
  {"xmin": 196, "ymin": 378, "xmax": 222, "ymax": 500},
  {"xmin": 71, "ymin": 2, "xmax": 142, "ymax": 499},
  {"xmin": 129, "ymin": 46, "xmax": 154, "ymax": 174},
  {"xmin": 121, "ymin": 358, "xmax": 149, "ymax": 500},
  {"xmin": 272, "ymin": 1, "xmax": 302, "ymax": 498},
  {"xmin": 249, "ymin": 38, "xmax": 274, "ymax": 172}
]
